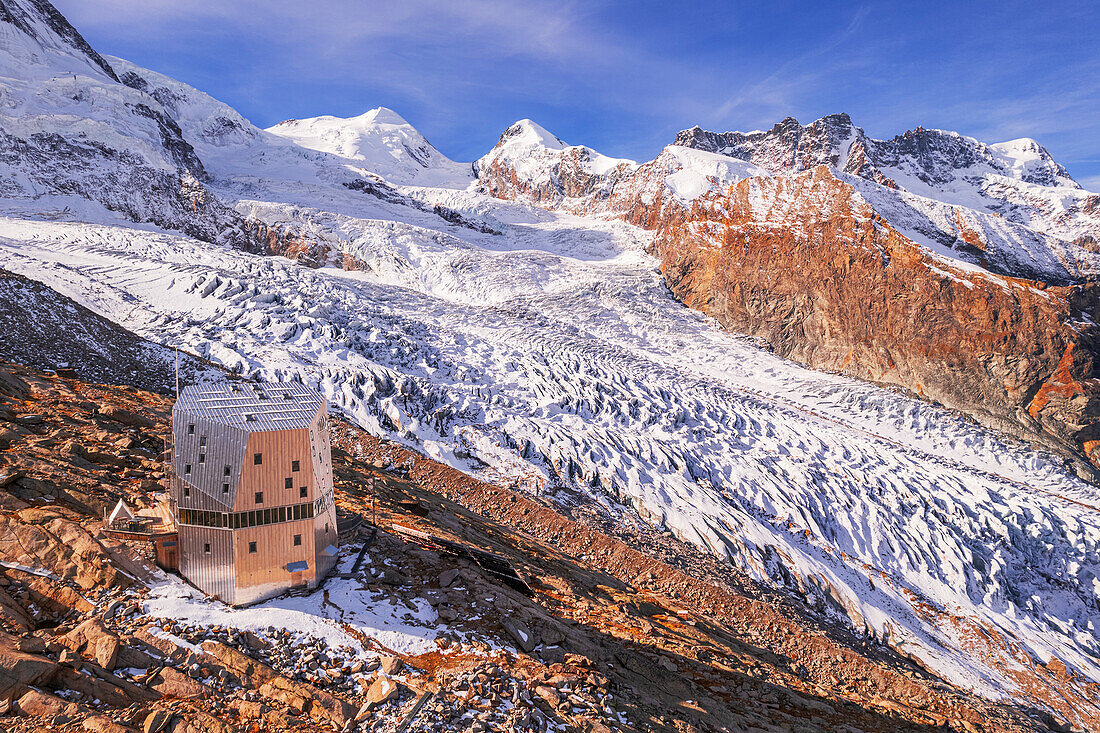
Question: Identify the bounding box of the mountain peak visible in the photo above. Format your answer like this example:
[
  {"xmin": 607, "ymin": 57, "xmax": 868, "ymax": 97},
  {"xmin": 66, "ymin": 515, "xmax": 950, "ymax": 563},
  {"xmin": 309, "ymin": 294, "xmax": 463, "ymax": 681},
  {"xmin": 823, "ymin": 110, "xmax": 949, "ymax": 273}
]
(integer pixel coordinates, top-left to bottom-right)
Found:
[
  {"xmin": 265, "ymin": 105, "xmax": 472, "ymax": 186},
  {"xmin": 1, "ymin": 0, "xmax": 119, "ymax": 80},
  {"xmin": 354, "ymin": 106, "xmax": 411, "ymax": 127},
  {"xmin": 496, "ymin": 119, "xmax": 567, "ymax": 151}
]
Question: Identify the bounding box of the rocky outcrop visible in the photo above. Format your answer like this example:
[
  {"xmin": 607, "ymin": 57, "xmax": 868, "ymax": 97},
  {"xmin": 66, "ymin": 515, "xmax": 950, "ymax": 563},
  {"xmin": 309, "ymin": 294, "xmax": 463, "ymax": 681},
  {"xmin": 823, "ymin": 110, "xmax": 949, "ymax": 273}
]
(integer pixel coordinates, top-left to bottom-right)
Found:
[
  {"xmin": 0, "ymin": 632, "xmax": 58, "ymax": 698},
  {"xmin": 647, "ymin": 166, "xmax": 1100, "ymax": 479},
  {"xmin": 673, "ymin": 113, "xmax": 1075, "ymax": 190}
]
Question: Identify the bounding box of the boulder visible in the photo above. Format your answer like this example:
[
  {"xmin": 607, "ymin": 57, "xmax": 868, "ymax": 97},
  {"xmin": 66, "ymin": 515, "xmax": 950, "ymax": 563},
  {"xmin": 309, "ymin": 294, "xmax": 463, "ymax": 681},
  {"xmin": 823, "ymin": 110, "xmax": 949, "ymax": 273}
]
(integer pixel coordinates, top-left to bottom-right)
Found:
[
  {"xmin": 116, "ymin": 641, "xmax": 157, "ymax": 670},
  {"xmin": 63, "ymin": 618, "xmax": 121, "ymax": 671},
  {"xmin": 438, "ymin": 568, "xmax": 461, "ymax": 587},
  {"xmin": 363, "ymin": 675, "xmax": 400, "ymax": 709},
  {"xmin": 534, "ymin": 685, "xmax": 561, "ymax": 709},
  {"xmin": 142, "ymin": 710, "xmax": 174, "ymax": 733},
  {"xmin": 98, "ymin": 407, "xmax": 154, "ymax": 429},
  {"xmin": 0, "ymin": 635, "xmax": 58, "ymax": 698},
  {"xmin": 95, "ymin": 633, "xmax": 120, "ymax": 670},
  {"xmin": 502, "ymin": 618, "xmax": 537, "ymax": 653},
  {"xmin": 147, "ymin": 666, "xmax": 210, "ymax": 699},
  {"xmin": 82, "ymin": 714, "xmax": 132, "ymax": 733},
  {"xmin": 15, "ymin": 688, "xmax": 79, "ymax": 718}
]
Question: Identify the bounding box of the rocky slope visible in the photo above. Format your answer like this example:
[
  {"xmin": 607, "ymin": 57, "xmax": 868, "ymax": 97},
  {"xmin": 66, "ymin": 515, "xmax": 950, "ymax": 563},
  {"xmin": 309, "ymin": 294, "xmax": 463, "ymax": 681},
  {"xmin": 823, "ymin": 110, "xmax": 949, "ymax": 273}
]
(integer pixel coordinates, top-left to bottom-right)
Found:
[
  {"xmin": 476, "ymin": 115, "xmax": 1100, "ymax": 480},
  {"xmin": 0, "ymin": 358, "xmax": 1079, "ymax": 733}
]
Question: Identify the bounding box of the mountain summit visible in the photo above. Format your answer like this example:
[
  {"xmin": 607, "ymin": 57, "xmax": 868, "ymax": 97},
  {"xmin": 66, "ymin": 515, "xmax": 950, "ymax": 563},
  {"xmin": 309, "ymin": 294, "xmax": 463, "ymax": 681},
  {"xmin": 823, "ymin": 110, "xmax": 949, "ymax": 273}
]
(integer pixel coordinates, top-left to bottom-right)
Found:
[{"xmin": 267, "ymin": 106, "xmax": 472, "ymax": 187}]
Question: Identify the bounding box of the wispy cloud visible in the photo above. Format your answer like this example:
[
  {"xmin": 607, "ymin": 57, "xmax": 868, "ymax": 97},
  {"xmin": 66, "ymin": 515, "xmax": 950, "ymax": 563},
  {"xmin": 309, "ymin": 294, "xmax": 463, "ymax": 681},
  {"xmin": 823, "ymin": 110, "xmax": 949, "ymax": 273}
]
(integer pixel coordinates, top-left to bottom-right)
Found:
[{"xmin": 710, "ymin": 4, "xmax": 873, "ymax": 128}]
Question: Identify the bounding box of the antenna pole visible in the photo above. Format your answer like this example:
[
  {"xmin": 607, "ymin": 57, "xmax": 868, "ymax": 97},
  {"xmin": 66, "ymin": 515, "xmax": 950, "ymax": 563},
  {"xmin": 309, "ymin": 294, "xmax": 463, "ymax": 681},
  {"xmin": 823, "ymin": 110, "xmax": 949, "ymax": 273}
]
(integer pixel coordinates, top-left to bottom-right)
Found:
[{"xmin": 175, "ymin": 348, "xmax": 180, "ymax": 399}]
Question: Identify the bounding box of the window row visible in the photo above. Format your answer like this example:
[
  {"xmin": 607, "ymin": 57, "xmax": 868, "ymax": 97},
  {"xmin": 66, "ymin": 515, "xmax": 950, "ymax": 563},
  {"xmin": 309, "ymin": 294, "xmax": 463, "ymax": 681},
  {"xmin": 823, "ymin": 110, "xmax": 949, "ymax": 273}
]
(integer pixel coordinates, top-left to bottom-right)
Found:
[
  {"xmin": 184, "ymin": 456, "xmax": 302, "ymax": 473},
  {"xmin": 180, "ymin": 484, "xmax": 308, "ymax": 500},
  {"xmin": 202, "ymin": 534, "xmax": 303, "ymax": 555},
  {"xmin": 177, "ymin": 502, "xmax": 316, "ymax": 530}
]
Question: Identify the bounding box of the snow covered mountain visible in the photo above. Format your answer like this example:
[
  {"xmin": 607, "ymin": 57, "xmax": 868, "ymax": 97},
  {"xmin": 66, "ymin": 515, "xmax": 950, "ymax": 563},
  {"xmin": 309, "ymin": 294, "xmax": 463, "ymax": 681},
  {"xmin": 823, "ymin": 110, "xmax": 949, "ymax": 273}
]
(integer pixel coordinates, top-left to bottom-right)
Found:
[
  {"xmin": 3, "ymin": 1, "xmax": 1100, "ymax": 728},
  {"xmin": 476, "ymin": 119, "xmax": 636, "ymax": 205},
  {"xmin": 267, "ymin": 107, "xmax": 473, "ymax": 188},
  {"xmin": 673, "ymin": 114, "xmax": 1100, "ymax": 281},
  {"xmin": 478, "ymin": 114, "xmax": 1100, "ymax": 488}
]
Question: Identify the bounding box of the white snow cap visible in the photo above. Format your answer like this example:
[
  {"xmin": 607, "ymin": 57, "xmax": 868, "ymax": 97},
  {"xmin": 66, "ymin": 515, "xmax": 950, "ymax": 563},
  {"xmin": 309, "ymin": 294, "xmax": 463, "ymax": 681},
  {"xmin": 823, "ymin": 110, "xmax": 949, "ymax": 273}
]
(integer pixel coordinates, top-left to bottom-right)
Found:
[
  {"xmin": 265, "ymin": 106, "xmax": 472, "ymax": 187},
  {"xmin": 497, "ymin": 119, "xmax": 568, "ymax": 151},
  {"xmin": 353, "ymin": 106, "xmax": 411, "ymax": 127}
]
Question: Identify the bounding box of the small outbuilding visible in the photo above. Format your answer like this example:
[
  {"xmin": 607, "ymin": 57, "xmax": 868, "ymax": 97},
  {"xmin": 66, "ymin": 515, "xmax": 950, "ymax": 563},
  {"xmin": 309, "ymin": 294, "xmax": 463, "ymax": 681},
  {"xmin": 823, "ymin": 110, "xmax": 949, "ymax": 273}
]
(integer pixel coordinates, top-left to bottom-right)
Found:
[{"xmin": 170, "ymin": 382, "xmax": 340, "ymax": 606}]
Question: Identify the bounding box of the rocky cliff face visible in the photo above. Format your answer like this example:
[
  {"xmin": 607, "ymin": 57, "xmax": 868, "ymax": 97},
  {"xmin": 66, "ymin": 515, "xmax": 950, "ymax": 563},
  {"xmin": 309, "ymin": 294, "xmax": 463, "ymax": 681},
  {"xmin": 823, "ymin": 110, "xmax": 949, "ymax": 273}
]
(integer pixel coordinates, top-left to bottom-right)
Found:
[
  {"xmin": 650, "ymin": 167, "xmax": 1100, "ymax": 478},
  {"xmin": 478, "ymin": 116, "xmax": 1100, "ymax": 480}
]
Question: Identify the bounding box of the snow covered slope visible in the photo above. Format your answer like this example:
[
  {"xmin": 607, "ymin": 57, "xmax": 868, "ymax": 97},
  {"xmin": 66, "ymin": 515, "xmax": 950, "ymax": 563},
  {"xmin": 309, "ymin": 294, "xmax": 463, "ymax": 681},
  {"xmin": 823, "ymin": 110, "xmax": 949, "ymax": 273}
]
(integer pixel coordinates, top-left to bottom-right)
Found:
[
  {"xmin": 4, "ymin": 204, "xmax": 1100, "ymax": 724},
  {"xmin": 266, "ymin": 107, "xmax": 473, "ymax": 188},
  {"xmin": 0, "ymin": 268, "xmax": 219, "ymax": 393},
  {"xmin": 3, "ymin": 1, "xmax": 1100, "ymax": 727}
]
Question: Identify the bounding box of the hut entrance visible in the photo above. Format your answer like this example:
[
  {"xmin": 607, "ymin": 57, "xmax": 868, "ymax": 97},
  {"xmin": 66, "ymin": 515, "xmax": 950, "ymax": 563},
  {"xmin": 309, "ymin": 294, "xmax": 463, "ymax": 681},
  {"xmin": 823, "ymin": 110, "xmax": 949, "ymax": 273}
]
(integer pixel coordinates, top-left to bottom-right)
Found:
[{"xmin": 287, "ymin": 560, "xmax": 309, "ymax": 588}]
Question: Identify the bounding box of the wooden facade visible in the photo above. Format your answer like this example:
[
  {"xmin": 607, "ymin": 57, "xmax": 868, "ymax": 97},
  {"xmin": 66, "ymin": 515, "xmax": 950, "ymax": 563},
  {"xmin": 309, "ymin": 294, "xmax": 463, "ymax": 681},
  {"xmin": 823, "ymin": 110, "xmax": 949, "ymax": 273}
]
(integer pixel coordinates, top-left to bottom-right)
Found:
[{"xmin": 171, "ymin": 383, "xmax": 339, "ymax": 606}]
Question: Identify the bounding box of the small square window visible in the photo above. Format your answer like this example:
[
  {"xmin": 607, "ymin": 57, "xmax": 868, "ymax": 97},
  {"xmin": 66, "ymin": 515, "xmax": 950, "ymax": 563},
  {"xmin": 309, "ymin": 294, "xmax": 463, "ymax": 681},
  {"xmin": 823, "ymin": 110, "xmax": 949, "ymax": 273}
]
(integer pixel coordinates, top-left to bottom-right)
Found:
[
  {"xmin": 183, "ymin": 486, "xmax": 190, "ymax": 497},
  {"xmin": 292, "ymin": 460, "xmax": 300, "ymax": 472},
  {"xmin": 224, "ymin": 466, "xmax": 232, "ymax": 476},
  {"xmin": 293, "ymin": 534, "xmax": 302, "ymax": 546},
  {"xmin": 254, "ymin": 491, "xmax": 263, "ymax": 504},
  {"xmin": 253, "ymin": 453, "xmax": 262, "ymax": 465},
  {"xmin": 248, "ymin": 541, "xmax": 257, "ymax": 554},
  {"xmin": 184, "ymin": 464, "xmax": 192, "ymax": 474},
  {"xmin": 203, "ymin": 543, "xmax": 211, "ymax": 554},
  {"xmin": 199, "ymin": 436, "xmax": 207, "ymax": 446},
  {"xmin": 299, "ymin": 486, "xmax": 307, "ymax": 498},
  {"xmin": 187, "ymin": 424, "xmax": 195, "ymax": 435},
  {"xmin": 284, "ymin": 477, "xmax": 293, "ymax": 489},
  {"xmin": 222, "ymin": 483, "xmax": 229, "ymax": 494},
  {"xmin": 198, "ymin": 454, "xmax": 205, "ymax": 464}
]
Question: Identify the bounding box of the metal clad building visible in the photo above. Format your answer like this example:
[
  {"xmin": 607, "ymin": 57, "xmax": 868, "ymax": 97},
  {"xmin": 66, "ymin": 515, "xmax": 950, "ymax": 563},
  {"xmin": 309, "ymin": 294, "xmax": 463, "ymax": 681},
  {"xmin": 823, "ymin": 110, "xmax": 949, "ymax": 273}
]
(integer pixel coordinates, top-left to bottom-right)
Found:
[{"xmin": 170, "ymin": 382, "xmax": 340, "ymax": 606}]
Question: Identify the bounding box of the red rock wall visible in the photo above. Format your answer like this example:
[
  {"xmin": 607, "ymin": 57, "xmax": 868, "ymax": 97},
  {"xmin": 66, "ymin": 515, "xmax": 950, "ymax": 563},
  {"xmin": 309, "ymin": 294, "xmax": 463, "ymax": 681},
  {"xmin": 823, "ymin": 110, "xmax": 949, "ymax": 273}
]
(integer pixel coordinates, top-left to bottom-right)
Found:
[{"xmin": 638, "ymin": 167, "xmax": 1100, "ymax": 478}]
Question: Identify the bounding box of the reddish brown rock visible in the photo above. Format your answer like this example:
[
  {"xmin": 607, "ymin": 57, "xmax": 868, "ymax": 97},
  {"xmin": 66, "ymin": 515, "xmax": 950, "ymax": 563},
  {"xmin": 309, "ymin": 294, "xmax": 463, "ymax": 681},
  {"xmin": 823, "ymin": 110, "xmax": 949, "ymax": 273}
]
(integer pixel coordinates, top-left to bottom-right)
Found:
[
  {"xmin": 15, "ymin": 688, "xmax": 79, "ymax": 718},
  {"xmin": 362, "ymin": 674, "xmax": 400, "ymax": 709},
  {"xmin": 0, "ymin": 632, "xmax": 58, "ymax": 698},
  {"xmin": 147, "ymin": 666, "xmax": 211, "ymax": 699},
  {"xmin": 640, "ymin": 167, "xmax": 1100, "ymax": 479}
]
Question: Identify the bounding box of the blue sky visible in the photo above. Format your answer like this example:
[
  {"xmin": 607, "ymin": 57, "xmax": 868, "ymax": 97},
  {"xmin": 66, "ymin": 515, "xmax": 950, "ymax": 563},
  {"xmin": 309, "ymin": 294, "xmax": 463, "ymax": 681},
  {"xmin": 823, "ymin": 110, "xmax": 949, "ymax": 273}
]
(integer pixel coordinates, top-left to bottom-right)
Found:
[{"xmin": 56, "ymin": 0, "xmax": 1100, "ymax": 187}]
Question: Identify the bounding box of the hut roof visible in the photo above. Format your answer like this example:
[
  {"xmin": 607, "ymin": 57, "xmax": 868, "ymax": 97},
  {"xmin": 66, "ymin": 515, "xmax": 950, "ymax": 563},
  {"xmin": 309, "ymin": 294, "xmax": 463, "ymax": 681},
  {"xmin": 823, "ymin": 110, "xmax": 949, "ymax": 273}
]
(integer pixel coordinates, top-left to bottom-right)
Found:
[
  {"xmin": 174, "ymin": 382, "xmax": 324, "ymax": 432},
  {"xmin": 108, "ymin": 499, "xmax": 134, "ymax": 524}
]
